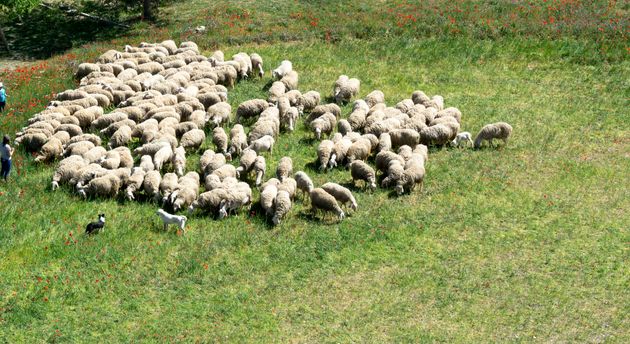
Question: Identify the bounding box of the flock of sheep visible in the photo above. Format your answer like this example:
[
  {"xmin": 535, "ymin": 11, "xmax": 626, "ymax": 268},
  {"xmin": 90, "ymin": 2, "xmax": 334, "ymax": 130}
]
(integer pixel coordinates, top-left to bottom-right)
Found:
[{"xmin": 14, "ymin": 39, "xmax": 512, "ymax": 225}]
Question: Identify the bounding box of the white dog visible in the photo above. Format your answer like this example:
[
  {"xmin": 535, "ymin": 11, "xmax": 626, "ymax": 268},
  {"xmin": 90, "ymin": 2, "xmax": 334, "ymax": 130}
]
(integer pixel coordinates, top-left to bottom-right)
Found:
[
  {"xmin": 156, "ymin": 208, "xmax": 187, "ymax": 233},
  {"xmin": 451, "ymin": 131, "xmax": 474, "ymax": 148}
]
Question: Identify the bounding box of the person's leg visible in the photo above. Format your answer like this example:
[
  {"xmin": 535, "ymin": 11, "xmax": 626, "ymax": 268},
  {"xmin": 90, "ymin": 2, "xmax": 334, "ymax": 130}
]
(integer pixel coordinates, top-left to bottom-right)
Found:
[
  {"xmin": 0, "ymin": 101, "xmax": 5, "ymax": 112},
  {"xmin": 1, "ymin": 159, "xmax": 9, "ymax": 181}
]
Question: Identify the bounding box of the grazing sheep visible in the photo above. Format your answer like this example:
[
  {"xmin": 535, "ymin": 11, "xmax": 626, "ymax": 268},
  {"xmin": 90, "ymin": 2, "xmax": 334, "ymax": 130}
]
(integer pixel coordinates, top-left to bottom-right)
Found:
[
  {"xmin": 212, "ymin": 127, "xmax": 228, "ymax": 154},
  {"xmin": 298, "ymin": 90, "xmax": 320, "ymax": 114},
  {"xmin": 153, "ymin": 145, "xmax": 174, "ymax": 171},
  {"xmin": 82, "ymin": 146, "xmax": 108, "ymax": 164},
  {"xmin": 55, "ymin": 123, "xmax": 83, "ymax": 137},
  {"xmin": 100, "ymin": 150, "xmax": 121, "ymax": 169},
  {"xmin": 364, "ymin": 90, "xmax": 385, "ymax": 108},
  {"xmin": 420, "ymin": 124, "xmax": 453, "ymax": 146},
  {"xmin": 159, "ymin": 172, "xmax": 178, "ymax": 202},
  {"xmin": 34, "ymin": 137, "xmax": 64, "ymax": 162},
  {"xmin": 411, "ymin": 90, "xmax": 431, "ymax": 105},
  {"xmin": 227, "ymin": 124, "xmax": 248, "ymax": 158},
  {"xmin": 189, "ymin": 189, "xmax": 228, "ymax": 214},
  {"xmin": 276, "ymin": 156, "xmax": 293, "ymax": 181},
  {"xmin": 235, "ymin": 99, "xmax": 269, "ymax": 123},
  {"xmin": 280, "ymin": 70, "xmax": 299, "ymax": 90},
  {"xmin": 334, "ymin": 76, "xmax": 360, "ymax": 104},
  {"xmin": 140, "ymin": 170, "xmax": 161, "ymax": 202},
  {"xmin": 309, "ymin": 188, "xmax": 345, "ymax": 221},
  {"xmin": 451, "ymin": 131, "xmax": 473, "ymax": 148},
  {"xmin": 310, "ymin": 112, "xmax": 336, "ymax": 140},
  {"xmin": 78, "ymin": 174, "xmax": 121, "ymax": 199},
  {"xmin": 337, "ymin": 119, "xmax": 352, "ymax": 136},
  {"xmin": 474, "ymin": 122, "xmax": 513, "ymax": 148},
  {"xmin": 346, "ymin": 138, "xmax": 372, "ymax": 166},
  {"xmin": 294, "ymin": 171, "xmax": 314, "ymax": 201},
  {"xmin": 260, "ymin": 183, "xmax": 278, "ymax": 217},
  {"xmin": 375, "ymin": 150, "xmax": 405, "ymax": 176},
  {"xmin": 268, "ymin": 81, "xmax": 286, "ymax": 103},
  {"xmin": 321, "ymin": 182, "xmax": 357, "ymax": 211},
  {"xmin": 218, "ymin": 182, "xmax": 253, "ymax": 219},
  {"xmin": 64, "ymin": 140, "xmax": 95, "ymax": 158},
  {"xmin": 126, "ymin": 168, "xmax": 146, "ymax": 200},
  {"xmin": 179, "ymin": 129, "xmax": 205, "ymax": 151},
  {"xmin": 328, "ymin": 137, "xmax": 352, "ymax": 169},
  {"xmin": 347, "ymin": 107, "xmax": 368, "ymax": 132},
  {"xmin": 235, "ymin": 148, "xmax": 257, "ymax": 179},
  {"xmin": 307, "ymin": 103, "xmax": 341, "ymax": 122},
  {"xmin": 247, "ymin": 135, "xmax": 275, "ymax": 154},
  {"xmin": 253, "ymin": 156, "xmax": 266, "ymax": 186},
  {"xmin": 280, "ymin": 106, "xmax": 299, "ymax": 132},
  {"xmin": 172, "ymin": 146, "xmax": 186, "ymax": 176},
  {"xmin": 350, "ymin": 160, "xmax": 376, "ymax": 190},
  {"xmin": 108, "ymin": 125, "xmax": 132, "ymax": 148},
  {"xmin": 389, "ymin": 128, "xmax": 421, "ymax": 149},
  {"xmin": 170, "ymin": 172, "xmax": 201, "ymax": 212},
  {"xmin": 272, "ymin": 190, "xmax": 292, "ymax": 225},
  {"xmin": 317, "ymin": 140, "xmax": 334, "ymax": 171},
  {"xmin": 272, "ymin": 60, "xmax": 293, "ymax": 80},
  {"xmin": 378, "ymin": 133, "xmax": 392, "ymax": 153},
  {"xmin": 51, "ymin": 155, "xmax": 88, "ymax": 190},
  {"xmin": 202, "ymin": 151, "xmax": 226, "ymax": 176},
  {"xmin": 250, "ymin": 53, "xmax": 264, "ymax": 78},
  {"xmin": 207, "ymin": 102, "xmax": 231, "ymax": 127},
  {"xmin": 278, "ymin": 177, "xmax": 297, "ymax": 200}
]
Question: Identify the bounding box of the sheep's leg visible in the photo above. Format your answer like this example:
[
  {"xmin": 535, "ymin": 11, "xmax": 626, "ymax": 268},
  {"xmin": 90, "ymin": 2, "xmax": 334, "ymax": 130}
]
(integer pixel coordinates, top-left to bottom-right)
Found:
[{"xmin": 163, "ymin": 223, "xmax": 168, "ymax": 232}]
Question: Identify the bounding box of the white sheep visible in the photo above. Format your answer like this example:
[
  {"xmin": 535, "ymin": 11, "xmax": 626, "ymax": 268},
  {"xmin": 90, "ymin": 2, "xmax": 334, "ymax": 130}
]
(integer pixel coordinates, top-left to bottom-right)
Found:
[
  {"xmin": 272, "ymin": 60, "xmax": 292, "ymax": 80},
  {"xmin": 364, "ymin": 90, "xmax": 385, "ymax": 108},
  {"xmin": 272, "ymin": 190, "xmax": 292, "ymax": 225},
  {"xmin": 321, "ymin": 182, "xmax": 357, "ymax": 211},
  {"xmin": 310, "ymin": 112, "xmax": 336, "ymax": 140},
  {"xmin": 317, "ymin": 139, "xmax": 334, "ymax": 171},
  {"xmin": 451, "ymin": 131, "xmax": 473, "ymax": 148},
  {"xmin": 309, "ymin": 188, "xmax": 345, "ymax": 221},
  {"xmin": 247, "ymin": 135, "xmax": 275, "ymax": 154},
  {"xmin": 51, "ymin": 155, "xmax": 88, "ymax": 190},
  {"xmin": 250, "ymin": 53, "xmax": 264, "ymax": 78},
  {"xmin": 212, "ymin": 127, "xmax": 228, "ymax": 154},
  {"xmin": 235, "ymin": 99, "xmax": 269, "ymax": 123},
  {"xmin": 276, "ymin": 156, "xmax": 293, "ymax": 181},
  {"xmin": 474, "ymin": 122, "xmax": 513, "ymax": 148},
  {"xmin": 153, "ymin": 145, "xmax": 174, "ymax": 171},
  {"xmin": 260, "ymin": 183, "xmax": 278, "ymax": 217},
  {"xmin": 227, "ymin": 124, "xmax": 248, "ymax": 158},
  {"xmin": 126, "ymin": 168, "xmax": 146, "ymax": 200},
  {"xmin": 350, "ymin": 160, "xmax": 376, "ymax": 191},
  {"xmin": 100, "ymin": 150, "xmax": 121, "ymax": 169},
  {"xmin": 334, "ymin": 76, "xmax": 360, "ymax": 104},
  {"xmin": 172, "ymin": 146, "xmax": 186, "ymax": 176},
  {"xmin": 253, "ymin": 156, "xmax": 267, "ymax": 186},
  {"xmin": 77, "ymin": 173, "xmax": 121, "ymax": 199},
  {"xmin": 179, "ymin": 129, "xmax": 206, "ymax": 151},
  {"xmin": 280, "ymin": 70, "xmax": 299, "ymax": 90},
  {"xmin": 108, "ymin": 125, "xmax": 132, "ymax": 148},
  {"xmin": 207, "ymin": 102, "xmax": 231, "ymax": 127}
]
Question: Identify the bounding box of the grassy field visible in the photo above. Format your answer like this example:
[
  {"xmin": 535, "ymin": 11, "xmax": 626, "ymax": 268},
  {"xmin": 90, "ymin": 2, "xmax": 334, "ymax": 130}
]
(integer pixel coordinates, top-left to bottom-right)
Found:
[{"xmin": 1, "ymin": 0, "xmax": 629, "ymax": 342}]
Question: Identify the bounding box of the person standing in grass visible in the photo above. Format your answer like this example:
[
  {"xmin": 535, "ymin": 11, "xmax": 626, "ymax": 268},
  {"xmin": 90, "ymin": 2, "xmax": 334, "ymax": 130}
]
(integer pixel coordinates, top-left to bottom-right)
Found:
[
  {"xmin": 1, "ymin": 135, "xmax": 13, "ymax": 182},
  {"xmin": 0, "ymin": 82, "xmax": 6, "ymax": 112}
]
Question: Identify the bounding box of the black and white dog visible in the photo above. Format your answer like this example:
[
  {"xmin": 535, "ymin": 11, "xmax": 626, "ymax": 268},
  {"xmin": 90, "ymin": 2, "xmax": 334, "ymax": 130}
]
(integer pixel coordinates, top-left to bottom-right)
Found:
[{"xmin": 85, "ymin": 213, "xmax": 106, "ymax": 235}]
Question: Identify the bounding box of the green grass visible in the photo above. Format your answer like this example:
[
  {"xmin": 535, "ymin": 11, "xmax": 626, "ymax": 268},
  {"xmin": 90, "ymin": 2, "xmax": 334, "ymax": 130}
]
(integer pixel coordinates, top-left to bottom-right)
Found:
[{"xmin": 1, "ymin": 0, "xmax": 629, "ymax": 342}]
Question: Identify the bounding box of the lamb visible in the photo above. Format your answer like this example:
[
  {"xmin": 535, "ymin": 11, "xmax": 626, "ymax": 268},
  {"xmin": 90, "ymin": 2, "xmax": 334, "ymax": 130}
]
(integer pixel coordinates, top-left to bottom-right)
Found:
[
  {"xmin": 235, "ymin": 99, "xmax": 269, "ymax": 123},
  {"xmin": 153, "ymin": 145, "xmax": 174, "ymax": 171},
  {"xmin": 77, "ymin": 174, "xmax": 121, "ymax": 199},
  {"xmin": 272, "ymin": 60, "xmax": 292, "ymax": 80},
  {"xmin": 125, "ymin": 168, "xmax": 146, "ymax": 200},
  {"xmin": 321, "ymin": 182, "xmax": 357, "ymax": 211},
  {"xmin": 474, "ymin": 122, "xmax": 513, "ymax": 148},
  {"xmin": 100, "ymin": 150, "xmax": 121, "ymax": 169},
  {"xmin": 271, "ymin": 190, "xmax": 292, "ymax": 225},
  {"xmin": 212, "ymin": 127, "xmax": 228, "ymax": 154},
  {"xmin": 317, "ymin": 140, "xmax": 334, "ymax": 171},
  {"xmin": 310, "ymin": 112, "xmax": 336, "ymax": 140},
  {"xmin": 247, "ymin": 135, "xmax": 275, "ymax": 154},
  {"xmin": 334, "ymin": 76, "xmax": 360, "ymax": 104},
  {"xmin": 179, "ymin": 129, "xmax": 206, "ymax": 151},
  {"xmin": 451, "ymin": 131, "xmax": 473, "ymax": 148},
  {"xmin": 51, "ymin": 155, "xmax": 88, "ymax": 190},
  {"xmin": 309, "ymin": 188, "xmax": 345, "ymax": 221},
  {"xmin": 276, "ymin": 156, "xmax": 293, "ymax": 181},
  {"xmin": 253, "ymin": 156, "xmax": 267, "ymax": 186},
  {"xmin": 108, "ymin": 125, "xmax": 132, "ymax": 148},
  {"xmin": 250, "ymin": 53, "xmax": 264, "ymax": 78},
  {"xmin": 172, "ymin": 146, "xmax": 186, "ymax": 176},
  {"xmin": 207, "ymin": 102, "xmax": 232, "ymax": 127},
  {"xmin": 350, "ymin": 160, "xmax": 376, "ymax": 191},
  {"xmin": 280, "ymin": 70, "xmax": 299, "ymax": 90},
  {"xmin": 294, "ymin": 171, "xmax": 314, "ymax": 201},
  {"xmin": 364, "ymin": 90, "xmax": 385, "ymax": 108}
]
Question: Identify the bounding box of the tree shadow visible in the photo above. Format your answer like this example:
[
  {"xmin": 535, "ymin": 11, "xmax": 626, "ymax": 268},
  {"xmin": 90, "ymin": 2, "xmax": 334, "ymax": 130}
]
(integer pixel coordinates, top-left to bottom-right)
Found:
[{"xmin": 2, "ymin": 5, "xmax": 130, "ymax": 59}]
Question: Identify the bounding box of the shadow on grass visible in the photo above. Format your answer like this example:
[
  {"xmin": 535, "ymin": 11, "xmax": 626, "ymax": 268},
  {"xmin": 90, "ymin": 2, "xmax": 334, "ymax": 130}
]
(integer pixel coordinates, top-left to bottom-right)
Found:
[{"xmin": 2, "ymin": 5, "xmax": 130, "ymax": 59}]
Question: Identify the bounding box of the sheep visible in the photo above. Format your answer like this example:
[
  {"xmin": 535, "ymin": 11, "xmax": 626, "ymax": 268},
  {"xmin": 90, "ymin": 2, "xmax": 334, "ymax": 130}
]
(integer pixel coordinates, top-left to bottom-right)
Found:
[
  {"xmin": 170, "ymin": 172, "xmax": 201, "ymax": 212},
  {"xmin": 309, "ymin": 188, "xmax": 345, "ymax": 221},
  {"xmin": 389, "ymin": 128, "xmax": 421, "ymax": 149},
  {"xmin": 125, "ymin": 168, "xmax": 146, "ymax": 200},
  {"xmin": 179, "ymin": 129, "xmax": 205, "ymax": 151},
  {"xmin": 134, "ymin": 140, "xmax": 169, "ymax": 157},
  {"xmin": 451, "ymin": 131, "xmax": 473, "ymax": 148},
  {"xmin": 235, "ymin": 148, "xmax": 257, "ymax": 180},
  {"xmin": 317, "ymin": 140, "xmax": 334, "ymax": 171},
  {"xmin": 218, "ymin": 182, "xmax": 253, "ymax": 219},
  {"xmin": 395, "ymin": 154, "xmax": 426, "ymax": 195},
  {"xmin": 92, "ymin": 112, "xmax": 128, "ymax": 130},
  {"xmin": 268, "ymin": 81, "xmax": 286, "ymax": 103},
  {"xmin": 307, "ymin": 103, "xmax": 341, "ymax": 122},
  {"xmin": 153, "ymin": 145, "xmax": 174, "ymax": 171},
  {"xmin": 278, "ymin": 177, "xmax": 297, "ymax": 200},
  {"xmin": 55, "ymin": 123, "xmax": 83, "ymax": 137},
  {"xmin": 247, "ymin": 135, "xmax": 275, "ymax": 154},
  {"xmin": 395, "ymin": 99, "xmax": 415, "ymax": 114},
  {"xmin": 280, "ymin": 70, "xmax": 299, "ymax": 90},
  {"xmin": 321, "ymin": 182, "xmax": 357, "ymax": 211},
  {"xmin": 260, "ymin": 183, "xmax": 278, "ymax": 217},
  {"xmin": 298, "ymin": 90, "xmax": 320, "ymax": 114},
  {"xmin": 294, "ymin": 171, "xmax": 314, "ymax": 201},
  {"xmin": 364, "ymin": 90, "xmax": 385, "ymax": 108},
  {"xmin": 276, "ymin": 156, "xmax": 293, "ymax": 181},
  {"xmin": 175, "ymin": 122, "xmax": 198, "ymax": 139},
  {"xmin": 159, "ymin": 172, "xmax": 178, "ymax": 202},
  {"xmin": 100, "ymin": 150, "xmax": 121, "ymax": 169},
  {"xmin": 51, "ymin": 130, "xmax": 71, "ymax": 146},
  {"xmin": 272, "ymin": 190, "xmax": 292, "ymax": 225},
  {"xmin": 345, "ymin": 138, "xmax": 372, "ymax": 166},
  {"xmin": 108, "ymin": 125, "xmax": 132, "ymax": 149},
  {"xmin": 474, "ymin": 122, "xmax": 513, "ymax": 148},
  {"xmin": 100, "ymin": 119, "xmax": 136, "ymax": 137},
  {"xmin": 142, "ymin": 170, "xmax": 162, "ymax": 201},
  {"xmin": 310, "ymin": 112, "xmax": 336, "ymax": 140},
  {"xmin": 235, "ymin": 99, "xmax": 269, "ymax": 123},
  {"xmin": 73, "ymin": 163, "xmax": 108, "ymax": 189},
  {"xmin": 227, "ymin": 124, "xmax": 248, "ymax": 158},
  {"xmin": 253, "ymin": 156, "xmax": 267, "ymax": 186},
  {"xmin": 435, "ymin": 107, "xmax": 462, "ymax": 124},
  {"xmin": 280, "ymin": 106, "xmax": 299, "ymax": 132},
  {"xmin": 375, "ymin": 150, "xmax": 405, "ymax": 176},
  {"xmin": 328, "ymin": 137, "xmax": 352, "ymax": 169},
  {"xmin": 172, "ymin": 146, "xmax": 186, "ymax": 176},
  {"xmin": 411, "ymin": 90, "xmax": 431, "ymax": 105},
  {"xmin": 333, "ymin": 75, "xmax": 348, "ymax": 99},
  {"xmin": 82, "ymin": 146, "xmax": 108, "ymax": 164},
  {"xmin": 77, "ymin": 173, "xmax": 121, "ymax": 199},
  {"xmin": 378, "ymin": 133, "xmax": 392, "ymax": 153},
  {"xmin": 202, "ymin": 151, "xmax": 226, "ymax": 176},
  {"xmin": 350, "ymin": 160, "xmax": 376, "ymax": 191},
  {"xmin": 334, "ymin": 76, "xmax": 360, "ymax": 104},
  {"xmin": 250, "ymin": 53, "xmax": 264, "ymax": 78},
  {"xmin": 381, "ymin": 159, "xmax": 405, "ymax": 189},
  {"xmin": 72, "ymin": 106, "xmax": 104, "ymax": 128},
  {"xmin": 207, "ymin": 102, "xmax": 231, "ymax": 127},
  {"xmin": 212, "ymin": 127, "xmax": 228, "ymax": 154},
  {"xmin": 272, "ymin": 60, "xmax": 292, "ymax": 80},
  {"xmin": 51, "ymin": 155, "xmax": 88, "ymax": 190},
  {"xmin": 140, "ymin": 155, "xmax": 155, "ymax": 172},
  {"xmin": 347, "ymin": 107, "xmax": 368, "ymax": 132},
  {"xmin": 420, "ymin": 124, "xmax": 453, "ymax": 146},
  {"xmin": 248, "ymin": 108, "xmax": 280, "ymax": 142},
  {"xmin": 34, "ymin": 137, "xmax": 64, "ymax": 162},
  {"xmin": 189, "ymin": 189, "xmax": 228, "ymax": 214},
  {"xmin": 75, "ymin": 63, "xmax": 100, "ymax": 79},
  {"xmin": 429, "ymin": 116, "xmax": 460, "ymax": 140}
]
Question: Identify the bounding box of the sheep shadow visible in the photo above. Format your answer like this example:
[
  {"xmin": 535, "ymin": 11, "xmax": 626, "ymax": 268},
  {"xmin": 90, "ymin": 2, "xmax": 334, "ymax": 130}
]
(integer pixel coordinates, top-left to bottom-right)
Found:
[
  {"xmin": 297, "ymin": 209, "xmax": 343, "ymax": 225},
  {"xmin": 261, "ymin": 80, "xmax": 274, "ymax": 92}
]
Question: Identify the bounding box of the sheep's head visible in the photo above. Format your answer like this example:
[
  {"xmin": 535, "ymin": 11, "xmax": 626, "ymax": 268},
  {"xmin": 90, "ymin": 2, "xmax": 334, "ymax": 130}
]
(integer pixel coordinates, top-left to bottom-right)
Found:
[
  {"xmin": 338, "ymin": 210, "xmax": 345, "ymax": 221},
  {"xmin": 51, "ymin": 181, "xmax": 59, "ymax": 191},
  {"xmin": 395, "ymin": 184, "xmax": 405, "ymax": 195},
  {"xmin": 218, "ymin": 200, "xmax": 228, "ymax": 219},
  {"xmin": 272, "ymin": 215, "xmax": 280, "ymax": 226}
]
